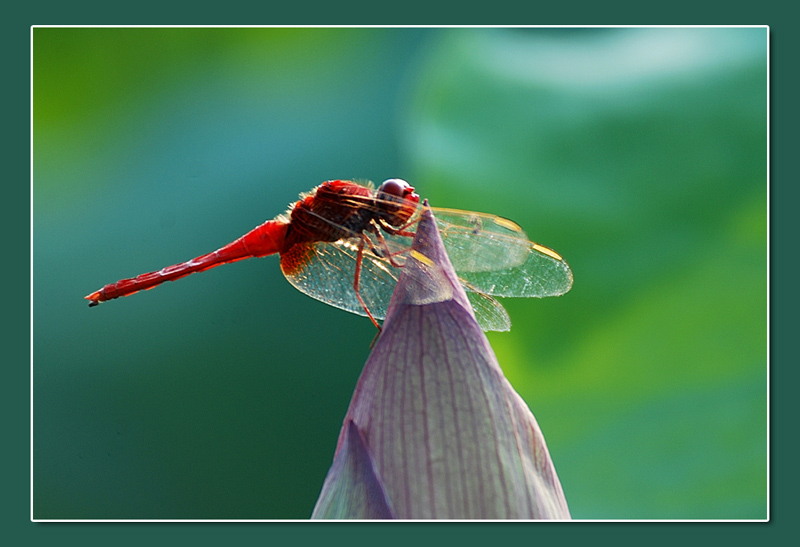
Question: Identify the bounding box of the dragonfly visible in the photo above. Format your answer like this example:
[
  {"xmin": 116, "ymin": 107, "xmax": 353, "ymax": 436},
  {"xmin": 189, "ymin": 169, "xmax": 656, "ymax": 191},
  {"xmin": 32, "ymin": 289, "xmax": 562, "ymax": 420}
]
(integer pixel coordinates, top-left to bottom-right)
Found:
[{"xmin": 85, "ymin": 179, "xmax": 573, "ymax": 331}]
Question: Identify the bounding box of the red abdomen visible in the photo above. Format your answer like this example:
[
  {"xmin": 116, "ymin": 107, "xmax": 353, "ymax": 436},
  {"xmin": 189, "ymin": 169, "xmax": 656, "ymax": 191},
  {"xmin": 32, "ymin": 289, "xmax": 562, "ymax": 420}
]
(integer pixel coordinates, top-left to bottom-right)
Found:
[{"xmin": 85, "ymin": 220, "xmax": 289, "ymax": 305}]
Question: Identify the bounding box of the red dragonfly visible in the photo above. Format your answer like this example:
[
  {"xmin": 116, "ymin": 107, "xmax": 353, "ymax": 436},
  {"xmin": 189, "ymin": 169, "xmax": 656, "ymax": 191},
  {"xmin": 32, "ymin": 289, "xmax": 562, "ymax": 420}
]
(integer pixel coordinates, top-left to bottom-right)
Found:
[{"xmin": 85, "ymin": 179, "xmax": 572, "ymax": 331}]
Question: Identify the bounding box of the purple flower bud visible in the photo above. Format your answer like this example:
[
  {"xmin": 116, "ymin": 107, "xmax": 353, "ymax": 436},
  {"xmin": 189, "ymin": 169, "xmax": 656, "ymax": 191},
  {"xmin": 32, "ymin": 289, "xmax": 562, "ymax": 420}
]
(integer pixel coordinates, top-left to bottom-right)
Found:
[{"xmin": 312, "ymin": 203, "xmax": 570, "ymax": 519}]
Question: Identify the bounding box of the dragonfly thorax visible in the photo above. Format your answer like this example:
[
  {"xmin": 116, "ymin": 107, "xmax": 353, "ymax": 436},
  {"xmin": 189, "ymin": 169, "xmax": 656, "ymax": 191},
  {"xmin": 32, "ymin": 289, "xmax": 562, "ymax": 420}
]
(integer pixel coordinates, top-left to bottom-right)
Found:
[{"xmin": 284, "ymin": 180, "xmax": 379, "ymax": 247}]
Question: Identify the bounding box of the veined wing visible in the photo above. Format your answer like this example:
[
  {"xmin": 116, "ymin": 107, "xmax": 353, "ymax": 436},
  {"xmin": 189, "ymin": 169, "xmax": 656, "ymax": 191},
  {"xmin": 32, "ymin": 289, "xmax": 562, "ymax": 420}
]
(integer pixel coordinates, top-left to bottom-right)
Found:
[
  {"xmin": 280, "ymin": 238, "xmax": 401, "ymax": 321},
  {"xmin": 280, "ymin": 233, "xmax": 508, "ymax": 330},
  {"xmin": 465, "ymin": 290, "xmax": 511, "ymax": 332},
  {"xmin": 280, "ymin": 235, "xmax": 459, "ymax": 324},
  {"xmin": 431, "ymin": 207, "xmax": 573, "ymax": 298},
  {"xmin": 278, "ymin": 198, "xmax": 570, "ymax": 330}
]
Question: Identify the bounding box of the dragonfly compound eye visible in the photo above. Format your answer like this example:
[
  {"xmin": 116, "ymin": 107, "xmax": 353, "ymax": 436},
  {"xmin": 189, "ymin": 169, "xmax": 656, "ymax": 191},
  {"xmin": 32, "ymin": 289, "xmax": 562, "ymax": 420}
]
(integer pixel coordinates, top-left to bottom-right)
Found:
[
  {"xmin": 377, "ymin": 178, "xmax": 411, "ymax": 198},
  {"xmin": 376, "ymin": 179, "xmax": 420, "ymax": 226}
]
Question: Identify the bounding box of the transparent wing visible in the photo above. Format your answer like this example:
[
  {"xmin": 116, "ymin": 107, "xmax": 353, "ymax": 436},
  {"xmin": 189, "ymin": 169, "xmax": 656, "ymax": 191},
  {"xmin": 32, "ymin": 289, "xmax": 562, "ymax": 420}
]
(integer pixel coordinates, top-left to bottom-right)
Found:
[
  {"xmin": 431, "ymin": 207, "xmax": 573, "ymax": 298},
  {"xmin": 280, "ymin": 238, "xmax": 401, "ymax": 321},
  {"xmin": 278, "ymin": 196, "xmax": 571, "ymax": 331},
  {"xmin": 465, "ymin": 291, "xmax": 511, "ymax": 332},
  {"xmin": 431, "ymin": 208, "xmax": 531, "ymax": 272}
]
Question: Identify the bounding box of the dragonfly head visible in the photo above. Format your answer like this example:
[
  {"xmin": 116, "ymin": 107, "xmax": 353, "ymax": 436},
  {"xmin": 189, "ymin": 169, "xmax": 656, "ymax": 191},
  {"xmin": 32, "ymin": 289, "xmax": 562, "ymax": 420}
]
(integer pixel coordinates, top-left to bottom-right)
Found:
[{"xmin": 376, "ymin": 178, "xmax": 420, "ymax": 227}]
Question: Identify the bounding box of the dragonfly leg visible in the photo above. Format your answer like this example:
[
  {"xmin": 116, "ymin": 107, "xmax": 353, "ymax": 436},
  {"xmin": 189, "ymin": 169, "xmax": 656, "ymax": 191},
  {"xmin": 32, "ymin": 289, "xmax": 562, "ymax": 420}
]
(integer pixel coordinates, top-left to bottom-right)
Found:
[
  {"xmin": 370, "ymin": 231, "xmax": 409, "ymax": 268},
  {"xmin": 354, "ymin": 235, "xmax": 382, "ymax": 331},
  {"xmin": 368, "ymin": 220, "xmax": 417, "ymax": 268},
  {"xmin": 379, "ymin": 216, "xmax": 419, "ymax": 238}
]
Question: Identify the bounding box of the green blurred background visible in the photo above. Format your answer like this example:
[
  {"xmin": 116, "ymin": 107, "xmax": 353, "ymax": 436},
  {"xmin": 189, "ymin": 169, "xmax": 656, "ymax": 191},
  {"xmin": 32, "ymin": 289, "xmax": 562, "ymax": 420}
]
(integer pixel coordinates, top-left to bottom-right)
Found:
[{"xmin": 32, "ymin": 27, "xmax": 767, "ymax": 520}]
